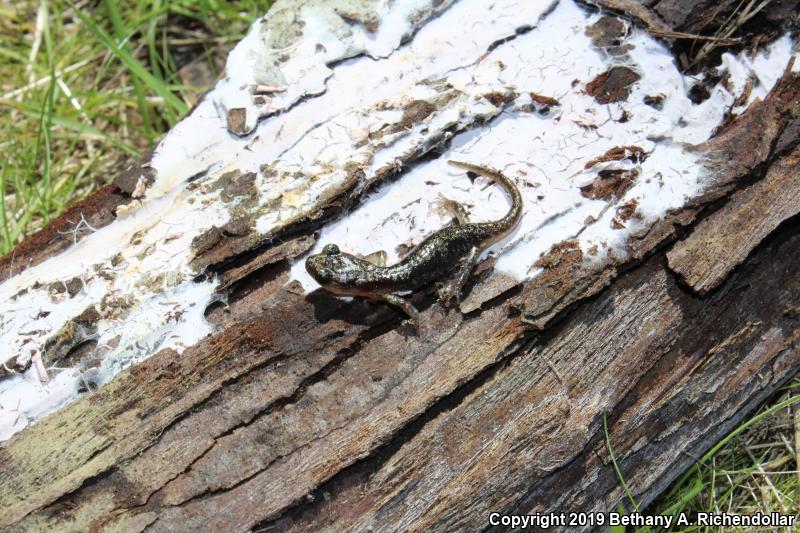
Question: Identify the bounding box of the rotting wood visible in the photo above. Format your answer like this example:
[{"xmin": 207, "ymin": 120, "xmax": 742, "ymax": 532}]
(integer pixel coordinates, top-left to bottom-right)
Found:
[
  {"xmin": 2, "ymin": 99, "xmax": 800, "ymax": 526},
  {"xmin": 693, "ymin": 58, "xmax": 800, "ymax": 193},
  {"xmin": 6, "ymin": 0, "xmax": 717, "ymax": 432},
  {"xmin": 0, "ymin": 183, "xmax": 129, "ymax": 283},
  {"xmin": 580, "ymin": 0, "xmax": 798, "ymax": 56},
  {"xmin": 579, "ymin": 0, "xmax": 673, "ymax": 34},
  {"xmin": 217, "ymin": 234, "xmax": 317, "ymax": 290},
  {"xmin": 2, "ymin": 196, "xmax": 797, "ymax": 532},
  {"xmin": 668, "ymin": 145, "xmax": 800, "ymax": 295},
  {"xmin": 580, "ymin": 0, "xmax": 800, "ymax": 77},
  {"xmin": 1, "ymin": 1, "xmax": 800, "ymax": 532},
  {"xmin": 508, "ymin": 62, "xmax": 800, "ymax": 329},
  {"xmin": 585, "ymin": 66, "xmax": 642, "ymax": 104},
  {"xmin": 262, "ymin": 219, "xmax": 800, "ymax": 533}
]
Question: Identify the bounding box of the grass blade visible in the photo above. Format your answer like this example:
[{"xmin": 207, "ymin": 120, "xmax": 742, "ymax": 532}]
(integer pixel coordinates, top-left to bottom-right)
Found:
[{"xmin": 68, "ymin": 1, "xmax": 188, "ymax": 121}]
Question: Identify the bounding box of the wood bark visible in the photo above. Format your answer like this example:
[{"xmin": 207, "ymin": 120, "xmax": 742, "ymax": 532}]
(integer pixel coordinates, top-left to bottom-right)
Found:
[
  {"xmin": 0, "ymin": 1, "xmax": 799, "ymax": 532},
  {"xmin": 667, "ymin": 146, "xmax": 800, "ymax": 294}
]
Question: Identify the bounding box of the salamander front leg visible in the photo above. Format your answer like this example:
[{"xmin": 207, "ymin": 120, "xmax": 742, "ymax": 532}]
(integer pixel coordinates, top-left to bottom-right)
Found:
[
  {"xmin": 360, "ymin": 250, "xmax": 388, "ymax": 266},
  {"xmin": 380, "ymin": 293, "xmax": 421, "ymax": 328},
  {"xmin": 438, "ymin": 246, "xmax": 480, "ymax": 307}
]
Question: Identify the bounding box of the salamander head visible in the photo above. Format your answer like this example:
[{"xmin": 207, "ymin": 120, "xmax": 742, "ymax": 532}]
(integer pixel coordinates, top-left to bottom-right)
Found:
[{"xmin": 305, "ymin": 243, "xmax": 372, "ymax": 291}]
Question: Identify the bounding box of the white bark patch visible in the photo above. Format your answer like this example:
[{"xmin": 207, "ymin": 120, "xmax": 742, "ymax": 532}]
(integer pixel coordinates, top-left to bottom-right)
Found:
[
  {"xmin": 0, "ymin": 0, "xmax": 797, "ymax": 441},
  {"xmin": 290, "ymin": 2, "xmax": 798, "ymax": 287},
  {"xmin": 214, "ymin": 0, "xmax": 460, "ymax": 135}
]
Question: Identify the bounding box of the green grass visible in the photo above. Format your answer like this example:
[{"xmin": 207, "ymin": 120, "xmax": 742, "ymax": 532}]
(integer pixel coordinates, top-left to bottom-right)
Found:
[
  {"xmin": 605, "ymin": 410, "xmax": 642, "ymax": 514},
  {"xmin": 603, "ymin": 379, "xmax": 800, "ymax": 532},
  {"xmin": 0, "ymin": 0, "xmax": 270, "ymax": 255},
  {"xmin": 642, "ymin": 379, "xmax": 800, "ymax": 532}
]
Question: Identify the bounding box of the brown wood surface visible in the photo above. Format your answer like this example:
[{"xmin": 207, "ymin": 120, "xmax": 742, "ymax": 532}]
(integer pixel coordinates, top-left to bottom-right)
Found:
[
  {"xmin": 1, "ymin": 177, "xmax": 797, "ymax": 532},
  {"xmin": 668, "ymin": 146, "xmax": 800, "ymax": 294},
  {"xmin": 1, "ymin": 2, "xmax": 799, "ymax": 532}
]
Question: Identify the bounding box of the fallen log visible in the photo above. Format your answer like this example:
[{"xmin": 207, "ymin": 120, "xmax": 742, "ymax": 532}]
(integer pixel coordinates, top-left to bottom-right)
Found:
[{"xmin": 0, "ymin": 0, "xmax": 798, "ymax": 531}]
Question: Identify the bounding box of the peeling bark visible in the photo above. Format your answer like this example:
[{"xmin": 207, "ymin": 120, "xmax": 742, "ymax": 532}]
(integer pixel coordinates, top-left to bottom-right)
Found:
[
  {"xmin": 514, "ymin": 60, "xmax": 800, "ymax": 329},
  {"xmin": 668, "ymin": 146, "xmax": 800, "ymax": 294},
  {"xmin": 0, "ymin": 184, "xmax": 129, "ymax": 283}
]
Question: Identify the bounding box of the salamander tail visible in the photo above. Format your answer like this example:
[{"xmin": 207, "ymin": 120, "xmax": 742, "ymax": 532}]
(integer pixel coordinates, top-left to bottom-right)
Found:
[{"xmin": 447, "ymin": 159, "xmax": 523, "ymax": 233}]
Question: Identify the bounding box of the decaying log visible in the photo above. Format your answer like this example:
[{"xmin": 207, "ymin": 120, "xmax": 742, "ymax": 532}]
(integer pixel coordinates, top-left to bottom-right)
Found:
[
  {"xmin": 668, "ymin": 145, "xmax": 800, "ymax": 294},
  {"xmin": 1, "ymin": 0, "xmax": 799, "ymax": 531},
  {"xmin": 266, "ymin": 213, "xmax": 800, "ymax": 533}
]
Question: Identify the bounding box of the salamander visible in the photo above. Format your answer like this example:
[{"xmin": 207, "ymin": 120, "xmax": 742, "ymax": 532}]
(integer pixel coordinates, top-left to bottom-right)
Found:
[{"xmin": 305, "ymin": 160, "xmax": 523, "ymax": 327}]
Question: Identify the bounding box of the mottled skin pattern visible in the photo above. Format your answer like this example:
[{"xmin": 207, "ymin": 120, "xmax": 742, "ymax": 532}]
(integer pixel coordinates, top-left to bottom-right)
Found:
[{"xmin": 306, "ymin": 160, "xmax": 523, "ymax": 327}]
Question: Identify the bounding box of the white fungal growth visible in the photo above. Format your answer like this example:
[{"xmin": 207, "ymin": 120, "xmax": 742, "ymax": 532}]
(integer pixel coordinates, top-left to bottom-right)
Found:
[
  {"xmin": 0, "ymin": 183, "xmax": 223, "ymax": 440},
  {"xmin": 0, "ymin": 0, "xmax": 797, "ymax": 442},
  {"xmin": 290, "ymin": 1, "xmax": 798, "ymax": 288}
]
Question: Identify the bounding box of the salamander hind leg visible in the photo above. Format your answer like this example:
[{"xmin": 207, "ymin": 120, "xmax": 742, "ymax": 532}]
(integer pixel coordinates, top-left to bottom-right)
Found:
[
  {"xmin": 445, "ymin": 199, "xmax": 470, "ymax": 226},
  {"xmin": 437, "ymin": 246, "xmax": 480, "ymax": 307}
]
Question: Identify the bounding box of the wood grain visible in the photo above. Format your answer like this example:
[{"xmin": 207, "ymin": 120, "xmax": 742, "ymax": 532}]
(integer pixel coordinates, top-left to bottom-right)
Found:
[
  {"xmin": 668, "ymin": 146, "xmax": 800, "ymax": 294},
  {"xmin": 1, "ymin": 167, "xmax": 799, "ymax": 532},
  {"xmin": 262, "ymin": 223, "xmax": 800, "ymax": 533}
]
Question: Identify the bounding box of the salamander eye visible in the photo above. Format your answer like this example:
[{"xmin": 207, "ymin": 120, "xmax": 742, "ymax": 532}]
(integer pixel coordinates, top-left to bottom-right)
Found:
[{"xmin": 322, "ymin": 244, "xmax": 340, "ymax": 256}]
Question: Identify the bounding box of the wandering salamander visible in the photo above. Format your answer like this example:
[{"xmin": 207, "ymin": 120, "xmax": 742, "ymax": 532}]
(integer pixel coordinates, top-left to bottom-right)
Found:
[{"xmin": 305, "ymin": 160, "xmax": 522, "ymax": 327}]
